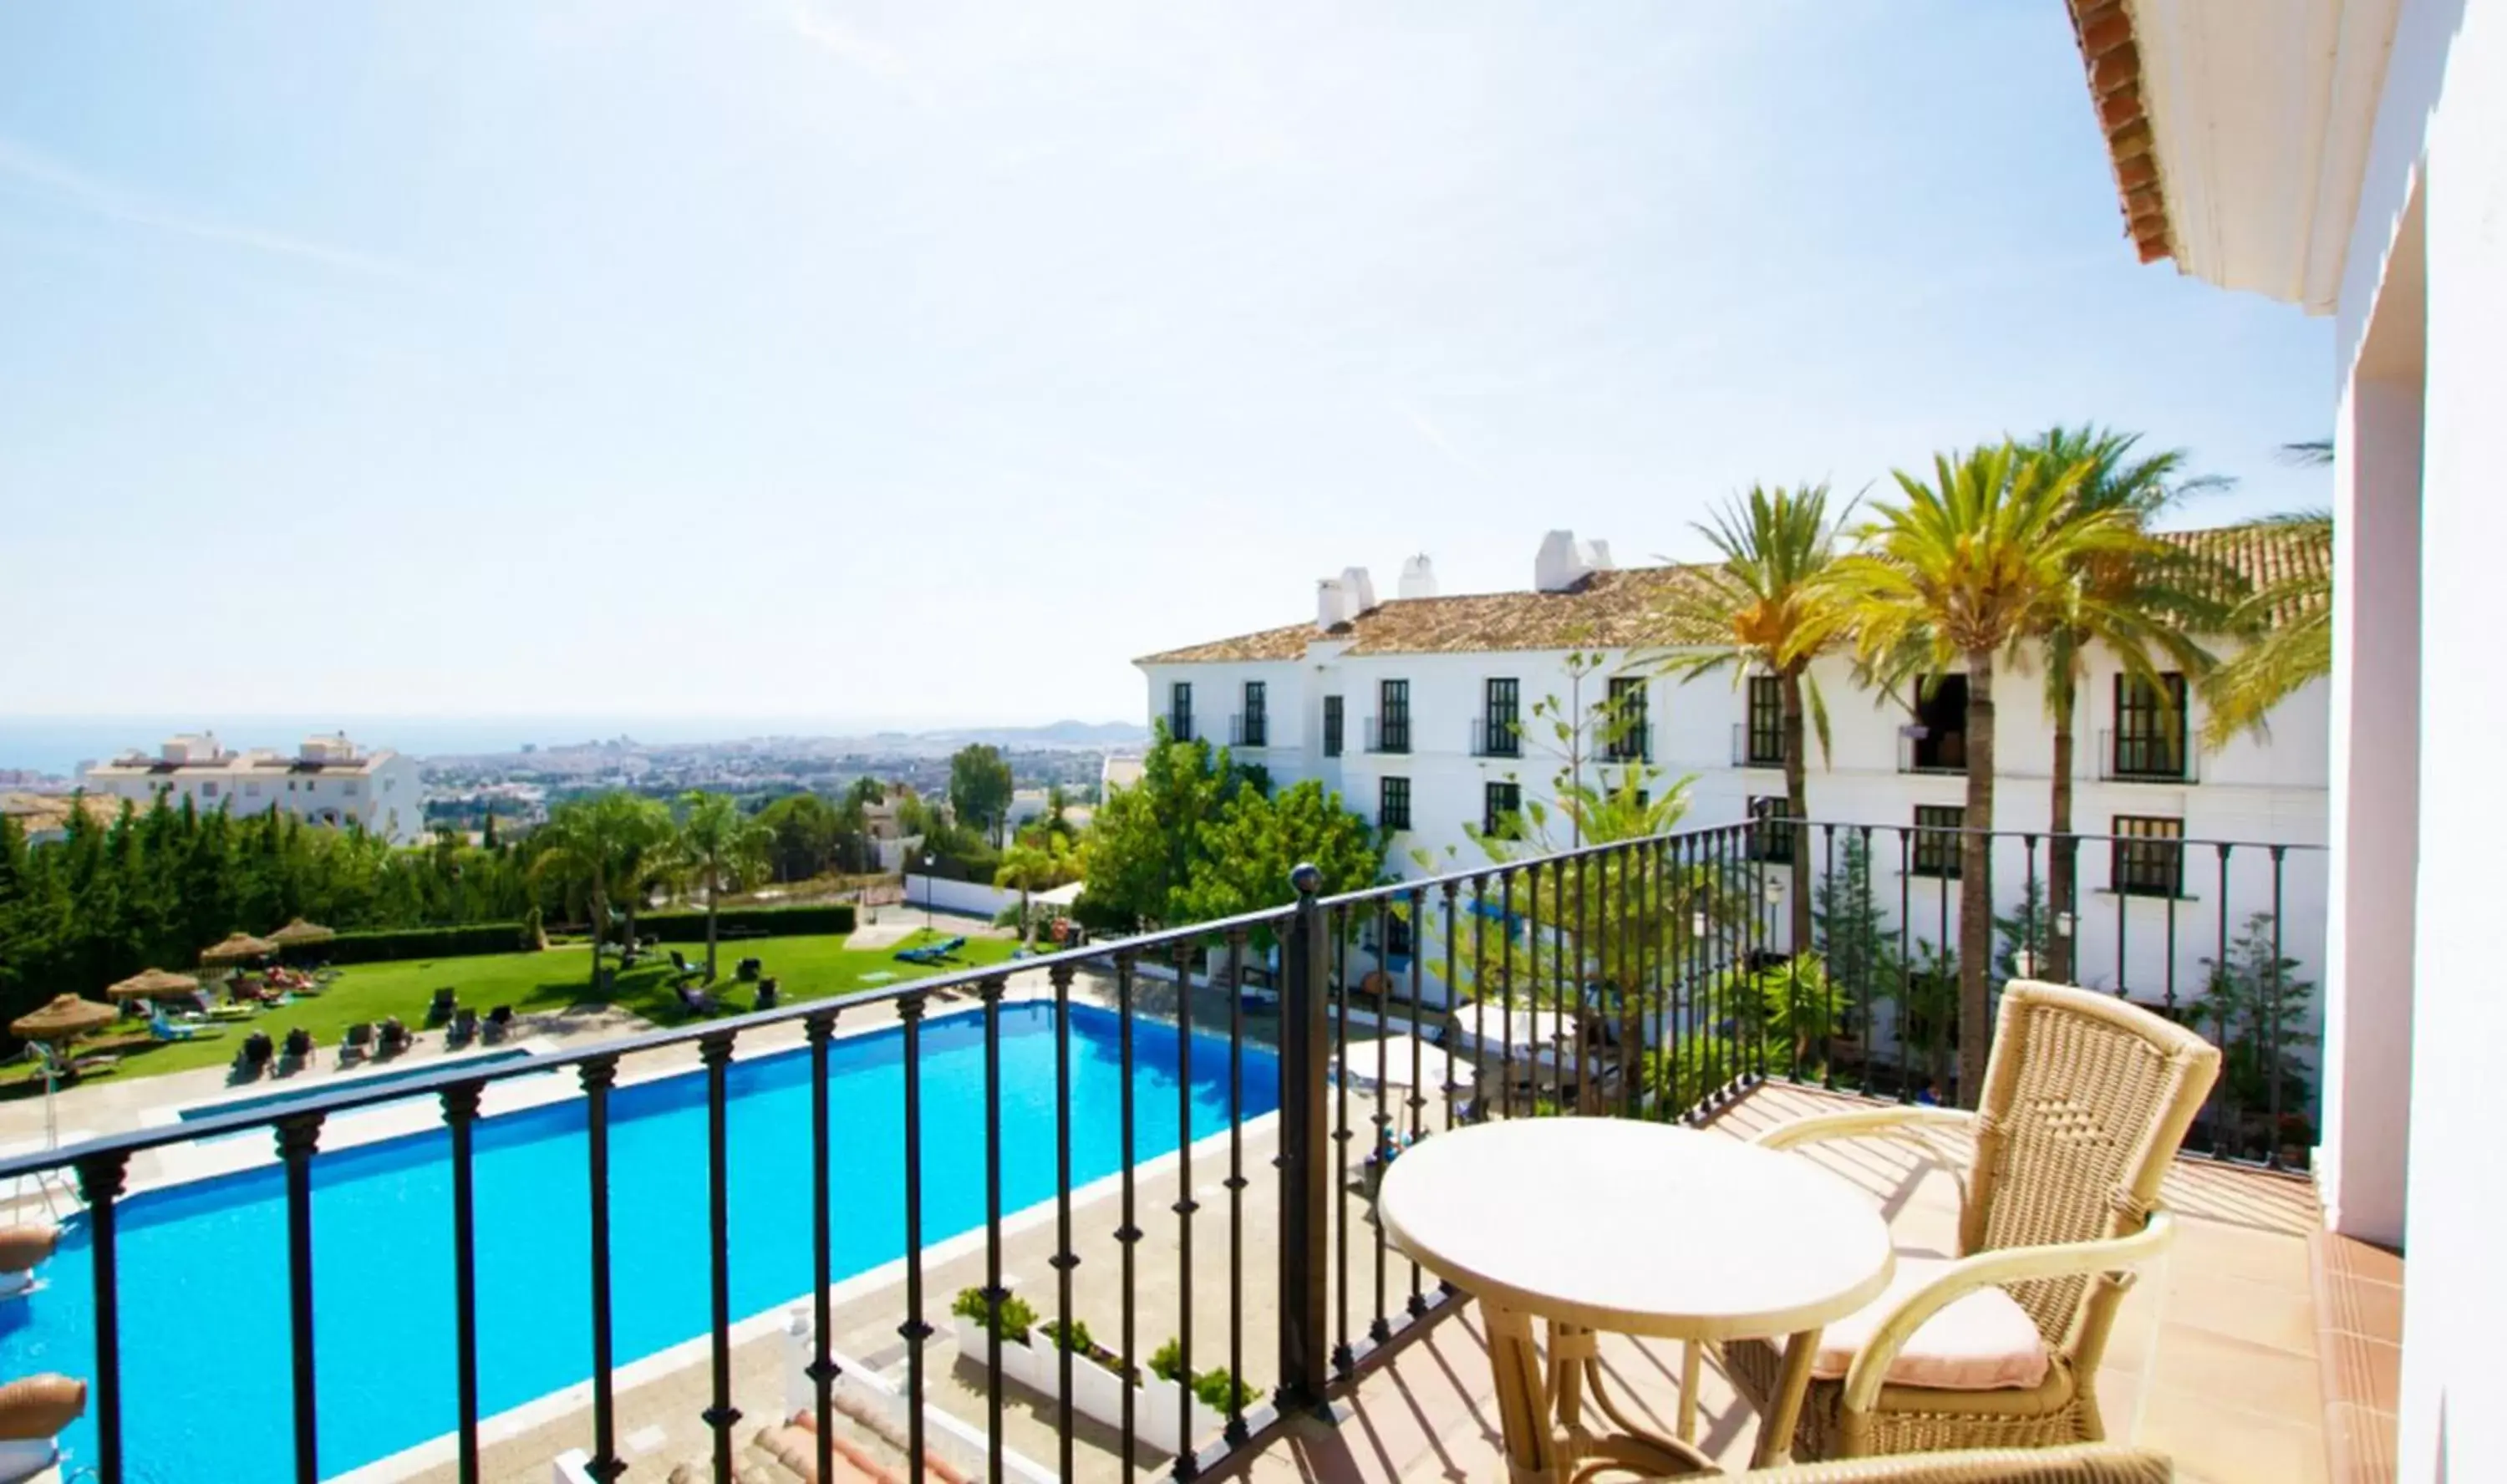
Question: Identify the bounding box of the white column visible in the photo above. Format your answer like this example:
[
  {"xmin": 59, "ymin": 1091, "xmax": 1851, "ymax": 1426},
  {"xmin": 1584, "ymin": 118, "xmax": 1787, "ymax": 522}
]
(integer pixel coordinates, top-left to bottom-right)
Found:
[{"xmin": 2315, "ymin": 369, "xmax": 2420, "ymax": 1247}]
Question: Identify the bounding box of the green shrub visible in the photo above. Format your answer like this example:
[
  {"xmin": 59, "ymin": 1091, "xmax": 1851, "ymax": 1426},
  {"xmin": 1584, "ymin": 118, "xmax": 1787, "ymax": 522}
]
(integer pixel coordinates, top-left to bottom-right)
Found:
[
  {"xmin": 1193, "ymin": 1367, "xmax": 1253, "ymax": 1414},
  {"xmin": 635, "ymin": 904, "xmax": 857, "ymax": 942},
  {"xmin": 1037, "ymin": 1317, "xmax": 1096, "ymax": 1355},
  {"xmin": 1147, "ymin": 1337, "xmax": 1186, "ymax": 1383},
  {"xmin": 951, "ymin": 1285, "xmax": 1035, "ymax": 1344},
  {"xmin": 323, "ymin": 922, "xmax": 530, "ymax": 964}
]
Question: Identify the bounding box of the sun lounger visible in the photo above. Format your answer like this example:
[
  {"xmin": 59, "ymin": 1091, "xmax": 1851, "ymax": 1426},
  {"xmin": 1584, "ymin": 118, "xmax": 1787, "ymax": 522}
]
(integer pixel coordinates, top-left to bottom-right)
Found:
[
  {"xmin": 447, "ymin": 1007, "xmax": 479, "ymax": 1047},
  {"xmin": 425, "ymin": 987, "xmax": 457, "ymax": 1025},
  {"xmin": 339, "ymin": 1023, "xmax": 374, "ymax": 1062},
  {"xmin": 483, "ymin": 1005, "xmax": 515, "ymax": 1044},
  {"xmin": 675, "ymin": 983, "xmax": 718, "ymax": 1016},
  {"xmin": 149, "ymin": 1014, "xmax": 221, "ymax": 1044},
  {"xmin": 377, "ymin": 1019, "xmax": 414, "ymax": 1055},
  {"xmin": 277, "ymin": 1026, "xmax": 315, "ymax": 1071}
]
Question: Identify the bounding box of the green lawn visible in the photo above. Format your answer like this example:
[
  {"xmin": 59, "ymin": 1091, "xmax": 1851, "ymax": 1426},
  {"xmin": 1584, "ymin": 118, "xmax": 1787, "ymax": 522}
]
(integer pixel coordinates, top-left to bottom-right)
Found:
[{"xmin": 8, "ymin": 928, "xmax": 1021, "ymax": 1090}]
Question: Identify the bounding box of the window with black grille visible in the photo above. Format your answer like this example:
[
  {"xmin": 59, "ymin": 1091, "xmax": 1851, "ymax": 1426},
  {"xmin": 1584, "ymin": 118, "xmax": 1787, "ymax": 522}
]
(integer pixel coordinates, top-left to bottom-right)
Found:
[
  {"xmin": 1605, "ymin": 677, "xmax": 1649, "ymax": 760},
  {"xmin": 1910, "ymin": 806, "xmax": 1964, "ymax": 878},
  {"xmin": 1168, "ymin": 682, "xmax": 1193, "ymax": 742},
  {"xmin": 2111, "ymin": 816, "xmax": 2184, "ymax": 897},
  {"xmin": 1322, "ymin": 695, "xmax": 1344, "ymax": 757},
  {"xmin": 1377, "ymin": 679, "xmax": 1411, "ymax": 753},
  {"xmin": 1482, "ymin": 678, "xmax": 1521, "ymax": 756},
  {"xmin": 1482, "ymin": 780, "xmax": 1522, "ymax": 837},
  {"xmin": 1238, "ymin": 680, "xmax": 1267, "ymax": 747},
  {"xmin": 1379, "ymin": 776, "xmax": 1411, "ymax": 831},
  {"xmin": 1749, "ymin": 795, "xmax": 1795, "ymax": 863},
  {"xmin": 1747, "ymin": 675, "xmax": 1783, "ymax": 765},
  {"xmin": 2113, "ymin": 673, "xmax": 2189, "ymax": 779}
]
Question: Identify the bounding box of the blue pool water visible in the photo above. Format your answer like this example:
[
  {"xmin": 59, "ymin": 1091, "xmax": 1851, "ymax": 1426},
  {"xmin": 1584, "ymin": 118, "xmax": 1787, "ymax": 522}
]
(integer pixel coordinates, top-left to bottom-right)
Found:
[
  {"xmin": 0, "ymin": 1003, "xmax": 1279, "ymax": 1482},
  {"xmin": 176, "ymin": 1049, "xmax": 540, "ymax": 1123}
]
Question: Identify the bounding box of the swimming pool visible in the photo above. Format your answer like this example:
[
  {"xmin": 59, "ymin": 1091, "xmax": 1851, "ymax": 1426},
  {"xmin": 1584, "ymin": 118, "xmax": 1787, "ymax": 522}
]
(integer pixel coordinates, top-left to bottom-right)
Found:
[
  {"xmin": 0, "ymin": 1001, "xmax": 1279, "ymax": 1482},
  {"xmin": 175, "ymin": 1049, "xmax": 540, "ymax": 1124}
]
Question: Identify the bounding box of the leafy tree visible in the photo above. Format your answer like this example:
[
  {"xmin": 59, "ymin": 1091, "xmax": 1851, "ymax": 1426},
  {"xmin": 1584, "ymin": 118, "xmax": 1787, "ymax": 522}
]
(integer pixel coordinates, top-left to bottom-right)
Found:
[
  {"xmin": 2017, "ymin": 425, "xmax": 2225, "ymax": 980},
  {"xmin": 531, "ymin": 792, "xmax": 669, "ymax": 988},
  {"xmin": 1076, "ymin": 725, "xmax": 1247, "ymax": 931},
  {"xmin": 948, "ymin": 745, "xmax": 1016, "ymax": 848},
  {"xmin": 1812, "ymin": 828, "xmax": 1901, "ymax": 1029},
  {"xmin": 1175, "ymin": 779, "xmax": 1382, "ymax": 936},
  {"xmin": 676, "ymin": 791, "xmax": 774, "ymax": 979},
  {"xmin": 757, "ymin": 793, "xmax": 842, "ymax": 882},
  {"xmin": 2194, "ymin": 912, "xmax": 2319, "ymax": 1151},
  {"xmin": 1822, "ymin": 441, "xmax": 2159, "ymax": 1105},
  {"xmin": 1655, "ymin": 483, "xmax": 1854, "ymax": 955}
]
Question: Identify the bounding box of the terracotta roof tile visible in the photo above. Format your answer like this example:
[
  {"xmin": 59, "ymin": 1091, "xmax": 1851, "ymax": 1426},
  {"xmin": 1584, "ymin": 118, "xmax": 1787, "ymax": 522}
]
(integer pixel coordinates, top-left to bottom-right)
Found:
[
  {"xmin": 1137, "ymin": 523, "xmax": 2324, "ymax": 666},
  {"xmin": 2157, "ymin": 520, "xmax": 2331, "ymax": 628},
  {"xmin": 2066, "ymin": 0, "xmax": 2174, "ymax": 265}
]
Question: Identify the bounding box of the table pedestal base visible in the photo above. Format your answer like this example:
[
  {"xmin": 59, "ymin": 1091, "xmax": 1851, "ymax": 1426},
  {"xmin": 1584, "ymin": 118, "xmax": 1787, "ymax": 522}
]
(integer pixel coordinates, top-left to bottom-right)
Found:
[{"xmin": 1483, "ymin": 1305, "xmax": 1715, "ymax": 1482}]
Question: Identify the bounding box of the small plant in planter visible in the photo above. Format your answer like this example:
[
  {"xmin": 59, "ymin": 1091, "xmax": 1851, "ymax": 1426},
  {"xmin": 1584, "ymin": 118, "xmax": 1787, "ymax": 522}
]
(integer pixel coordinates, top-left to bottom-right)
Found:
[
  {"xmin": 951, "ymin": 1285, "xmax": 1037, "ymax": 1345},
  {"xmin": 1150, "ymin": 1338, "xmax": 1254, "ymax": 1415},
  {"xmin": 1036, "ymin": 1317, "xmax": 1136, "ymax": 1381}
]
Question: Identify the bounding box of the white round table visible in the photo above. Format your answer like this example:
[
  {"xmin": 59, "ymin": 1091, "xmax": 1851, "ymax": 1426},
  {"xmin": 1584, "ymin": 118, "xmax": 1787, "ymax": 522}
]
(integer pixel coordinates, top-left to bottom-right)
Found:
[{"xmin": 1376, "ymin": 1117, "xmax": 1894, "ymax": 1478}]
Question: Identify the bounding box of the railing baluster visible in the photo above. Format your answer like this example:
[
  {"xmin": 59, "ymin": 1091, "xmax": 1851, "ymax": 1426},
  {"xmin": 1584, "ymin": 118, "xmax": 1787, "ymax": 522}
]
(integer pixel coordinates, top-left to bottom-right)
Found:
[
  {"xmin": 1368, "ymin": 898, "xmax": 1392, "ymax": 1344},
  {"xmin": 2212, "ymin": 842, "xmax": 2234, "ymax": 1156},
  {"xmin": 74, "ymin": 1151, "xmax": 130, "ymax": 1484},
  {"xmin": 579, "ymin": 1057, "xmax": 623, "ymax": 1482},
  {"xmin": 1499, "ymin": 869, "xmax": 1516, "ymax": 1119},
  {"xmin": 1279, "ymin": 868, "xmax": 1330, "ymax": 1413},
  {"xmin": 2267, "ymin": 846, "xmax": 2289, "ymax": 1170},
  {"xmin": 1330, "ymin": 902, "xmax": 1354, "ymax": 1375},
  {"xmin": 701, "ymin": 1030, "xmax": 740, "ymax": 1484},
  {"xmin": 980, "ymin": 974, "xmax": 1009, "ymax": 1483},
  {"xmin": 1854, "ymin": 826, "xmax": 1875, "ymax": 1097},
  {"xmin": 1051, "ymin": 961, "xmax": 1081, "ymax": 1479},
  {"xmin": 278, "ymin": 1111, "xmax": 323, "ymax": 1484},
  {"xmin": 1897, "ymin": 827, "xmax": 1914, "ymax": 1104},
  {"xmin": 1223, "ymin": 928, "xmax": 1251, "ymax": 1444},
  {"xmin": 896, "ymin": 994, "xmax": 930, "ymax": 1479},
  {"xmin": 1116, "ymin": 952, "xmax": 1142, "ymax": 1467},
  {"xmin": 438, "ymin": 1083, "xmax": 485, "ymax": 1484},
  {"xmin": 806, "ymin": 1010, "xmax": 839, "ymax": 1484},
  {"xmin": 1172, "ymin": 941, "xmax": 1202, "ymax": 1476}
]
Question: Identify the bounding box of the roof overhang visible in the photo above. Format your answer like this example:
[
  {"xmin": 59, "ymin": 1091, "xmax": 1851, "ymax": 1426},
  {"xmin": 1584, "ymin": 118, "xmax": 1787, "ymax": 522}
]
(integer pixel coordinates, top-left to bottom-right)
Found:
[{"xmin": 2068, "ymin": 0, "xmax": 2399, "ymax": 313}]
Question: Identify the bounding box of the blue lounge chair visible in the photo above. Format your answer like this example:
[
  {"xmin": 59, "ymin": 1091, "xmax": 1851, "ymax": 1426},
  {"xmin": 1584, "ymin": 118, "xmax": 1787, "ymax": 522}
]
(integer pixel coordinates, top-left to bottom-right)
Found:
[{"xmin": 150, "ymin": 1014, "xmax": 221, "ymax": 1043}]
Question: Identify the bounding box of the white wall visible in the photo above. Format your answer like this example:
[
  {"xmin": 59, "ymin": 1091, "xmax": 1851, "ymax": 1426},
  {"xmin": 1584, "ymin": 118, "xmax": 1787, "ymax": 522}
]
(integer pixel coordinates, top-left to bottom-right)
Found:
[
  {"xmin": 2375, "ymin": 2, "xmax": 2502, "ymax": 1476},
  {"xmin": 1142, "ymin": 637, "xmax": 2331, "ymax": 1035},
  {"xmin": 904, "ymin": 872, "xmax": 1022, "ymax": 920}
]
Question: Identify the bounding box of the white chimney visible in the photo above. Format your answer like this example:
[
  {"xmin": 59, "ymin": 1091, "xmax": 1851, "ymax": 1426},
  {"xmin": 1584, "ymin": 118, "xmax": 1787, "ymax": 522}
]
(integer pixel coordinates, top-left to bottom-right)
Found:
[
  {"xmin": 1398, "ymin": 553, "xmax": 1437, "ymax": 600},
  {"xmin": 1316, "ymin": 577, "xmax": 1349, "ymax": 632},
  {"xmin": 1535, "ymin": 531, "xmax": 1615, "ymax": 592},
  {"xmin": 1340, "ymin": 565, "xmax": 1378, "ymax": 614}
]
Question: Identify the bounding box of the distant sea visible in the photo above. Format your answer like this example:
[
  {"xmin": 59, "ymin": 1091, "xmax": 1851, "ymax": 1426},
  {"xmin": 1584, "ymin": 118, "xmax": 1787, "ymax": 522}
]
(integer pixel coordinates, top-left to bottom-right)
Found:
[{"xmin": 0, "ymin": 715, "xmax": 904, "ymax": 778}]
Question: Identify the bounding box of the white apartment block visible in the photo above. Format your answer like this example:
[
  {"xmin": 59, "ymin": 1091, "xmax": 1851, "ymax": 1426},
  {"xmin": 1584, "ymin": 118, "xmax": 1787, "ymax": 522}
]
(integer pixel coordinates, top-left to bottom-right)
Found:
[
  {"xmin": 79, "ymin": 731, "xmax": 426, "ymax": 846},
  {"xmin": 1135, "ymin": 528, "xmax": 2330, "ymax": 1012}
]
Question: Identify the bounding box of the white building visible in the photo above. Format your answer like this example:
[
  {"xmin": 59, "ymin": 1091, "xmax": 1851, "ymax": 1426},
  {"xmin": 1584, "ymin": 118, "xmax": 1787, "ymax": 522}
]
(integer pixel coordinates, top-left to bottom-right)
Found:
[
  {"xmin": 1136, "ymin": 528, "xmax": 2329, "ymax": 1014},
  {"xmin": 2064, "ymin": 1, "xmax": 2500, "ymax": 1474},
  {"xmin": 79, "ymin": 731, "xmax": 426, "ymax": 845}
]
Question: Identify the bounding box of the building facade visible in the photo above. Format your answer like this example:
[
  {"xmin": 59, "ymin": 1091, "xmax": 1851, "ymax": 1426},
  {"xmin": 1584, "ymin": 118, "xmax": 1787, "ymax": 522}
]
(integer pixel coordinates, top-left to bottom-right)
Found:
[
  {"xmin": 1136, "ymin": 527, "xmax": 2331, "ymax": 1014},
  {"xmin": 79, "ymin": 731, "xmax": 426, "ymax": 845}
]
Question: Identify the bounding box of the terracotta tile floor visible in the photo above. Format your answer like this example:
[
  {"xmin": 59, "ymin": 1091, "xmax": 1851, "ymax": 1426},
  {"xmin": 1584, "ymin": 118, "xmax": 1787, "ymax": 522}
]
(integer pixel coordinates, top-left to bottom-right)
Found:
[{"xmin": 1218, "ymin": 1083, "xmax": 2333, "ymax": 1484}]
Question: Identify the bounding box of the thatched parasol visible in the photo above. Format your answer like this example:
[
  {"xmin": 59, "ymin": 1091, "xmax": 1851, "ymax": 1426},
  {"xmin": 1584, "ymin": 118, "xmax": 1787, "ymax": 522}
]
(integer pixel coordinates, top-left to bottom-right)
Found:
[
  {"xmin": 267, "ymin": 918, "xmax": 335, "ymax": 948},
  {"xmin": 9, "ymin": 995, "xmax": 117, "ymax": 1044},
  {"xmin": 200, "ymin": 932, "xmax": 279, "ymax": 966},
  {"xmin": 105, "ymin": 968, "xmax": 201, "ymax": 1003}
]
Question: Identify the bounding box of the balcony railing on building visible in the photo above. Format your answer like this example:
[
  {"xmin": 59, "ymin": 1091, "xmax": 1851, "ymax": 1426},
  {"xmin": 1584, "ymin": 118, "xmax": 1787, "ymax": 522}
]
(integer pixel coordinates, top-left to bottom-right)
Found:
[
  {"xmin": 0, "ymin": 816, "xmax": 2323, "ymax": 1484},
  {"xmin": 2100, "ymin": 728, "xmax": 2197, "ymax": 784},
  {"xmin": 1230, "ymin": 713, "xmax": 1269, "ymax": 749},
  {"xmin": 1895, "ymin": 725, "xmax": 1968, "ymax": 775},
  {"xmin": 1365, "ymin": 715, "xmax": 1411, "ymax": 754},
  {"xmin": 1732, "ymin": 722, "xmax": 1783, "ymax": 770},
  {"xmin": 1472, "ymin": 716, "xmax": 1523, "ymax": 759}
]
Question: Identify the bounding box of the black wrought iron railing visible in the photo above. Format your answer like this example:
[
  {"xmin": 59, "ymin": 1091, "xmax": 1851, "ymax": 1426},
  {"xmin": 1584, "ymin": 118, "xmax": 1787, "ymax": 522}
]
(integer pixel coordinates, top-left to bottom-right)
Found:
[
  {"xmin": 1471, "ymin": 717, "xmax": 1522, "ymax": 759},
  {"xmin": 0, "ymin": 817, "xmax": 2321, "ymax": 1484}
]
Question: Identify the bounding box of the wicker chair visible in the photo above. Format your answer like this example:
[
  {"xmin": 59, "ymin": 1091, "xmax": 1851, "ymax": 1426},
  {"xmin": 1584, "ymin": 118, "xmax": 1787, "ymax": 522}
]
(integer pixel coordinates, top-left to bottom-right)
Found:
[{"xmin": 1719, "ymin": 981, "xmax": 2220, "ymax": 1461}]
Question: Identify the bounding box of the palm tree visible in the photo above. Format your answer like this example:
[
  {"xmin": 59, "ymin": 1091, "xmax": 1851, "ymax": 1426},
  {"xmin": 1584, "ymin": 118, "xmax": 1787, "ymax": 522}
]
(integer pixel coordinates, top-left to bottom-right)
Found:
[
  {"xmin": 677, "ymin": 791, "xmax": 774, "ymax": 980},
  {"xmin": 1655, "ymin": 483, "xmax": 1854, "ymax": 955},
  {"xmin": 530, "ymin": 793, "xmax": 663, "ymax": 989},
  {"xmin": 994, "ymin": 835, "xmax": 1071, "ymax": 948},
  {"xmin": 2201, "ymin": 510, "xmax": 2333, "ymax": 747},
  {"xmin": 1821, "ymin": 442, "xmax": 2157, "ymax": 1105},
  {"xmin": 2019, "ymin": 426, "xmax": 2226, "ymax": 981}
]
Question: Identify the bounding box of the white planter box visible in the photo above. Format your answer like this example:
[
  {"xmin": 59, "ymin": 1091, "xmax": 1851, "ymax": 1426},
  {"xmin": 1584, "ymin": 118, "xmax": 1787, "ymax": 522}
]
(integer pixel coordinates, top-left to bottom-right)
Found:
[{"xmin": 948, "ymin": 1314, "xmax": 1225, "ymax": 1456}]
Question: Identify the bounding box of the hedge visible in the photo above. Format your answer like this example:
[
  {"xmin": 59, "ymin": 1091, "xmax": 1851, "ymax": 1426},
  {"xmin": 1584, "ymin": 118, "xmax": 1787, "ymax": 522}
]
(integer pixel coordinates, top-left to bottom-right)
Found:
[
  {"xmin": 635, "ymin": 904, "xmax": 857, "ymax": 941},
  {"xmin": 316, "ymin": 904, "xmax": 856, "ymax": 964},
  {"xmin": 322, "ymin": 922, "xmax": 532, "ymax": 964}
]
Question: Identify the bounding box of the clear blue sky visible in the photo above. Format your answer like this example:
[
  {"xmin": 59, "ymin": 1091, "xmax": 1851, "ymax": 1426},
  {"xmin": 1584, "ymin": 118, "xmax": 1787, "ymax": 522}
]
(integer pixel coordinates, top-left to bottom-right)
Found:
[{"xmin": 0, "ymin": 2, "xmax": 2332, "ymax": 729}]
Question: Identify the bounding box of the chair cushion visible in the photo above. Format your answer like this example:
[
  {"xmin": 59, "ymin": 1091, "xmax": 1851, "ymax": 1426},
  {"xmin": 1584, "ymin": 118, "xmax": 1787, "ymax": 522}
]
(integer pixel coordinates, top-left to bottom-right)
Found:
[{"xmin": 1808, "ymin": 1256, "xmax": 2051, "ymax": 1390}]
